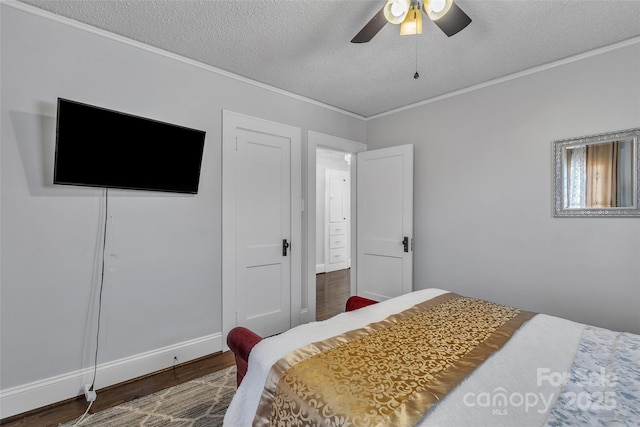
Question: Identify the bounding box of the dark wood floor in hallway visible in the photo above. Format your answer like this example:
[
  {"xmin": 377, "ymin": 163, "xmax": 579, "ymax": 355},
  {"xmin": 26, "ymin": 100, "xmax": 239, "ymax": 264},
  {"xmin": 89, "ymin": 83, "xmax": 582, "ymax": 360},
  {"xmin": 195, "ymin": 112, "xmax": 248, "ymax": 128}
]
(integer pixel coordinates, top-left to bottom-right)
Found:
[{"xmin": 316, "ymin": 268, "xmax": 351, "ymax": 321}]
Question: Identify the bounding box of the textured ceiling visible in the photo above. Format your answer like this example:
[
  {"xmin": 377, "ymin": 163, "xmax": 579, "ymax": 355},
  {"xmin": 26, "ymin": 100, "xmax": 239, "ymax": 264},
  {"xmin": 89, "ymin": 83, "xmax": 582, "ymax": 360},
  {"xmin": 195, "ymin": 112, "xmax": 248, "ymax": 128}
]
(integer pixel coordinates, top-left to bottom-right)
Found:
[{"xmin": 16, "ymin": 0, "xmax": 640, "ymax": 117}]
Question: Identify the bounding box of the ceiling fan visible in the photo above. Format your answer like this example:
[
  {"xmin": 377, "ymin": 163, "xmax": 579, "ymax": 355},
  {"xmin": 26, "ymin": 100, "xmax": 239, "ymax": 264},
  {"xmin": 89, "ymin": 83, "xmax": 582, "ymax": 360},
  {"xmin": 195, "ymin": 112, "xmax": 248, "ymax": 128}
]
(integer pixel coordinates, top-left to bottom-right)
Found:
[{"xmin": 352, "ymin": 0, "xmax": 472, "ymax": 43}]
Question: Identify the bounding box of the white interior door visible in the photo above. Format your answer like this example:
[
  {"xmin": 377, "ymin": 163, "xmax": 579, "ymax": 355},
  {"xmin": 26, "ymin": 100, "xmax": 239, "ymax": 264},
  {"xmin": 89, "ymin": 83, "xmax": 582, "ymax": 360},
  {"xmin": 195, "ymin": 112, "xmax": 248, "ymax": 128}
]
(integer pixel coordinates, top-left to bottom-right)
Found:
[
  {"xmin": 325, "ymin": 169, "xmax": 350, "ymax": 272},
  {"xmin": 356, "ymin": 144, "xmax": 413, "ymax": 301},
  {"xmin": 236, "ymin": 129, "xmax": 291, "ymax": 336},
  {"xmin": 223, "ymin": 111, "xmax": 301, "ymax": 342}
]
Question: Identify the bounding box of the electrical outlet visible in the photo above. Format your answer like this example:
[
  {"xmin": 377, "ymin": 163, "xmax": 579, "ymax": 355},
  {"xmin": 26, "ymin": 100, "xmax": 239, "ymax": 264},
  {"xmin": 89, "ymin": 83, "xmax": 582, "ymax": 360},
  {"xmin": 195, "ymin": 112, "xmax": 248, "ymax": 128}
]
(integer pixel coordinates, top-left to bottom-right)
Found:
[{"xmin": 83, "ymin": 384, "xmax": 97, "ymax": 402}]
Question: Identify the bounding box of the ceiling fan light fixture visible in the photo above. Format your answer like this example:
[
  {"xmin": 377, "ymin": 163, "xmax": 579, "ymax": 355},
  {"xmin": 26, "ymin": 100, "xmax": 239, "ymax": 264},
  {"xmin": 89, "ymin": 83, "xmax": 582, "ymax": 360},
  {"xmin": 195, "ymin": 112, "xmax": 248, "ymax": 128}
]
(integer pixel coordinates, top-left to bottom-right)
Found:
[
  {"xmin": 400, "ymin": 6, "xmax": 423, "ymax": 35},
  {"xmin": 383, "ymin": 0, "xmax": 410, "ymax": 24},
  {"xmin": 425, "ymin": 0, "xmax": 472, "ymax": 36},
  {"xmin": 425, "ymin": 0, "xmax": 452, "ymax": 20}
]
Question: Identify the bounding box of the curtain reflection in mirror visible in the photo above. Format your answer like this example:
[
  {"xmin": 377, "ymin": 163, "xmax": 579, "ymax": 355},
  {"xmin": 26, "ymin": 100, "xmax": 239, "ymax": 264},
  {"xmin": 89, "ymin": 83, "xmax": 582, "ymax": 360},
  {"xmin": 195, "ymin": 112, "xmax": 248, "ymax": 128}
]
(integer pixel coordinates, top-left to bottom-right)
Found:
[
  {"xmin": 587, "ymin": 141, "xmax": 618, "ymax": 207},
  {"xmin": 564, "ymin": 140, "xmax": 633, "ymax": 208},
  {"xmin": 566, "ymin": 146, "xmax": 586, "ymax": 208}
]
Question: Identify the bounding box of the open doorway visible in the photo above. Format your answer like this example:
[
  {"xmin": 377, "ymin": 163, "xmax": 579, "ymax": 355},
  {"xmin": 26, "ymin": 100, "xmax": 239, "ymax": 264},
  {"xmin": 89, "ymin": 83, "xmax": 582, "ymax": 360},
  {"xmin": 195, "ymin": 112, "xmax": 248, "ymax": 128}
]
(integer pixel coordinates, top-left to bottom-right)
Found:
[
  {"xmin": 305, "ymin": 131, "xmax": 366, "ymax": 324},
  {"xmin": 316, "ymin": 148, "xmax": 352, "ymax": 320},
  {"xmin": 316, "ymin": 149, "xmax": 351, "ymax": 274}
]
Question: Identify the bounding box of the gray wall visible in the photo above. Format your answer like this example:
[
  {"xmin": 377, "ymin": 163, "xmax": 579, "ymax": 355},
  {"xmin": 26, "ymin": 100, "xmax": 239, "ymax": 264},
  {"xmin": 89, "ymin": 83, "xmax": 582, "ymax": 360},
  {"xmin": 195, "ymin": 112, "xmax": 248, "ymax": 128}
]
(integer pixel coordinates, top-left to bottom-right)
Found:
[
  {"xmin": 0, "ymin": 3, "xmax": 365, "ymax": 396},
  {"xmin": 367, "ymin": 41, "xmax": 640, "ymax": 334}
]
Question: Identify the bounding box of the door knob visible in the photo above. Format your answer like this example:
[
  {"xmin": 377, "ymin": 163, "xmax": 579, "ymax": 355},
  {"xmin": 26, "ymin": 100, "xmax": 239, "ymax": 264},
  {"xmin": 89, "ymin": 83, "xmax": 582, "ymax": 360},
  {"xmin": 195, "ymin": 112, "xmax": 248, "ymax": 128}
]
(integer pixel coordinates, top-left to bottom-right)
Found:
[{"xmin": 402, "ymin": 236, "xmax": 409, "ymax": 253}]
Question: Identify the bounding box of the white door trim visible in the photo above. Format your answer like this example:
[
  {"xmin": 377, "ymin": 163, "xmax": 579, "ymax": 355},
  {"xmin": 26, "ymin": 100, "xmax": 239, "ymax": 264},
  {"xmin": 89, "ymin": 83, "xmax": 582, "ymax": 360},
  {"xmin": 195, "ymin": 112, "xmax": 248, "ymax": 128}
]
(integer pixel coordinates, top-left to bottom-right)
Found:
[
  {"xmin": 305, "ymin": 131, "xmax": 366, "ymax": 323},
  {"xmin": 222, "ymin": 110, "xmax": 301, "ymax": 349}
]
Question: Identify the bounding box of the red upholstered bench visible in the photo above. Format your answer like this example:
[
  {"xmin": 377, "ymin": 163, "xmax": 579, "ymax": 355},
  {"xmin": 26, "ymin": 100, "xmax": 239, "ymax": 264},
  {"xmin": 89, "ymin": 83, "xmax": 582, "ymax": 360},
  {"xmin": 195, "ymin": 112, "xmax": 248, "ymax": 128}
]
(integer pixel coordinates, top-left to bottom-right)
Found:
[
  {"xmin": 227, "ymin": 295, "xmax": 378, "ymax": 386},
  {"xmin": 344, "ymin": 295, "xmax": 378, "ymax": 312}
]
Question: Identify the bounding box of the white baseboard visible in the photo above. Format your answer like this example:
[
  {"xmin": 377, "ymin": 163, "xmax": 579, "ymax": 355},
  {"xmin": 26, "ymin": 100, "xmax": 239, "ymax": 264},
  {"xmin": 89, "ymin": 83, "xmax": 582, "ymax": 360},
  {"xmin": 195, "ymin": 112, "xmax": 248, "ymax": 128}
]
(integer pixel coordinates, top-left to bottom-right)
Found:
[
  {"xmin": 0, "ymin": 333, "xmax": 222, "ymax": 419},
  {"xmin": 316, "ymin": 264, "xmax": 325, "ymax": 274}
]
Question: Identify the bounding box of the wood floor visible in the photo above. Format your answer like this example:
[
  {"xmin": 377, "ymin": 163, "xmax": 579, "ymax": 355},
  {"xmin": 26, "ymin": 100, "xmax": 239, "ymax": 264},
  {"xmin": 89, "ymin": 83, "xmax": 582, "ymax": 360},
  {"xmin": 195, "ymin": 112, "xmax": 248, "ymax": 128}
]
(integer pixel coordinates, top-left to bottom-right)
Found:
[
  {"xmin": 1, "ymin": 269, "xmax": 351, "ymax": 427},
  {"xmin": 316, "ymin": 268, "xmax": 351, "ymax": 321}
]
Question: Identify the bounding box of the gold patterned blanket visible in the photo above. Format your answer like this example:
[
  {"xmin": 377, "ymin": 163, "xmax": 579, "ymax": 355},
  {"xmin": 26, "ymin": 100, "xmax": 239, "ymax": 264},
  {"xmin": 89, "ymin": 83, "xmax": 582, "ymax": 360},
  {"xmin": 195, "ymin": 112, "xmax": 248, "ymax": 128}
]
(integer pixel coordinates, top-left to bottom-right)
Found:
[{"xmin": 254, "ymin": 293, "xmax": 535, "ymax": 427}]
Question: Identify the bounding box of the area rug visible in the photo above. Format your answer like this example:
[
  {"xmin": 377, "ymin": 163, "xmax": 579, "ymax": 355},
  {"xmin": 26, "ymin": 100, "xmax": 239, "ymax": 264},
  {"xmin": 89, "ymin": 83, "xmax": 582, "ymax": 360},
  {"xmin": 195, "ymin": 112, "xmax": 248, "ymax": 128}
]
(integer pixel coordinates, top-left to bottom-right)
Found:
[{"xmin": 63, "ymin": 366, "xmax": 237, "ymax": 426}]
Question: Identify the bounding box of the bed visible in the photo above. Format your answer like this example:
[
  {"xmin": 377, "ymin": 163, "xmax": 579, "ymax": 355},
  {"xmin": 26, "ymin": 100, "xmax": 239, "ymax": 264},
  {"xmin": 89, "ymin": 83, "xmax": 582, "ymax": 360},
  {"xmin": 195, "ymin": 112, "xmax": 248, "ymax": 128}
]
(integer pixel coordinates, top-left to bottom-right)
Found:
[{"xmin": 223, "ymin": 289, "xmax": 639, "ymax": 426}]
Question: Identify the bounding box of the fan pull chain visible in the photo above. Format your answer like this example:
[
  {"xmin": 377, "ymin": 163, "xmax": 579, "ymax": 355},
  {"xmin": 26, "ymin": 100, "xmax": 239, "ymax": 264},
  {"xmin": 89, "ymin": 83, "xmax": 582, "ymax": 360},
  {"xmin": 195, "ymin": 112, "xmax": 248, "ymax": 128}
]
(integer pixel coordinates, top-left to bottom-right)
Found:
[{"xmin": 414, "ymin": 13, "xmax": 420, "ymax": 79}]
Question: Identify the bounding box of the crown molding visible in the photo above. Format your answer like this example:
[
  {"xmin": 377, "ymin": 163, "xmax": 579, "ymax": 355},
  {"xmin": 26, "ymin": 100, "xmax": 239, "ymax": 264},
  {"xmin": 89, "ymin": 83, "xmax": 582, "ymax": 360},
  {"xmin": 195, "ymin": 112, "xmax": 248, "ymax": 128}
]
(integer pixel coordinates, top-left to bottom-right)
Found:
[
  {"xmin": 367, "ymin": 36, "xmax": 640, "ymax": 120},
  {"xmin": 1, "ymin": 0, "xmax": 366, "ymax": 121}
]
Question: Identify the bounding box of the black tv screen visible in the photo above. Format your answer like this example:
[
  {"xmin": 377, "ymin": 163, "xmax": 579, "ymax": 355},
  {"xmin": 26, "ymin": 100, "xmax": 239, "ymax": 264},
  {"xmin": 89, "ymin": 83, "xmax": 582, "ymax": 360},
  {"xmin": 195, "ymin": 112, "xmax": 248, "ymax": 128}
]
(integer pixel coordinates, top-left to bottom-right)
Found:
[{"xmin": 54, "ymin": 98, "xmax": 206, "ymax": 194}]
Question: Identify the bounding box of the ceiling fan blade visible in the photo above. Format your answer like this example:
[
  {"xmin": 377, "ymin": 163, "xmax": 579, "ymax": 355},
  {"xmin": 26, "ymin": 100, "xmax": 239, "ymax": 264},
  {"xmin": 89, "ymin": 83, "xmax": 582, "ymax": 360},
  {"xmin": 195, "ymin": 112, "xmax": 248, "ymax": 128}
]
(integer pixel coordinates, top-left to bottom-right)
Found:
[
  {"xmin": 351, "ymin": 5, "xmax": 387, "ymax": 43},
  {"xmin": 425, "ymin": 2, "xmax": 471, "ymax": 37}
]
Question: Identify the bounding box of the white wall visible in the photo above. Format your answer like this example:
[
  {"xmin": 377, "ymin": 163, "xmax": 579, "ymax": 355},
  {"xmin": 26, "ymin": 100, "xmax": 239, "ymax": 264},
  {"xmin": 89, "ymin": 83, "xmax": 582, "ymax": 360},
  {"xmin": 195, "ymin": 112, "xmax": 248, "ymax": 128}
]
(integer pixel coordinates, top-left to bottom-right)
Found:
[
  {"xmin": 0, "ymin": 3, "xmax": 365, "ymax": 416},
  {"xmin": 367, "ymin": 40, "xmax": 640, "ymax": 334},
  {"xmin": 315, "ymin": 148, "xmax": 351, "ymax": 271}
]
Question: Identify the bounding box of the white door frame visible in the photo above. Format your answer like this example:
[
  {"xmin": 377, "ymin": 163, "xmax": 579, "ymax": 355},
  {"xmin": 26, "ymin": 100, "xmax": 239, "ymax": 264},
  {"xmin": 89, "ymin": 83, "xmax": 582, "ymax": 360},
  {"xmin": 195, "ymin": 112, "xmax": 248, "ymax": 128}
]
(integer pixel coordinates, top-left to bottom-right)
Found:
[
  {"xmin": 305, "ymin": 131, "xmax": 366, "ymax": 324},
  {"xmin": 222, "ymin": 110, "xmax": 301, "ymax": 349}
]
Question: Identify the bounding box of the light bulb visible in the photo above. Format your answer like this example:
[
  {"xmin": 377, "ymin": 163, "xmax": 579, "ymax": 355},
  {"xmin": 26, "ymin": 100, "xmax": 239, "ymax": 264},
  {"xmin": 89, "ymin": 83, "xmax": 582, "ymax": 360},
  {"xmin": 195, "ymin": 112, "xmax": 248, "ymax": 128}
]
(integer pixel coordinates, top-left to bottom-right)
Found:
[
  {"xmin": 429, "ymin": 0, "xmax": 447, "ymax": 14},
  {"xmin": 384, "ymin": 0, "xmax": 410, "ymax": 24},
  {"xmin": 390, "ymin": 1, "xmax": 406, "ymax": 17}
]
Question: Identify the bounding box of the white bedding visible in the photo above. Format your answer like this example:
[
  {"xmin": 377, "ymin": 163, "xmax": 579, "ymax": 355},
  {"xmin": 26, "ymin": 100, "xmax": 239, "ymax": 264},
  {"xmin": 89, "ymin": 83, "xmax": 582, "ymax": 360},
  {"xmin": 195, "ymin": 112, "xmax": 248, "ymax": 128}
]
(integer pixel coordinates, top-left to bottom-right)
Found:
[{"xmin": 223, "ymin": 289, "xmax": 585, "ymax": 426}]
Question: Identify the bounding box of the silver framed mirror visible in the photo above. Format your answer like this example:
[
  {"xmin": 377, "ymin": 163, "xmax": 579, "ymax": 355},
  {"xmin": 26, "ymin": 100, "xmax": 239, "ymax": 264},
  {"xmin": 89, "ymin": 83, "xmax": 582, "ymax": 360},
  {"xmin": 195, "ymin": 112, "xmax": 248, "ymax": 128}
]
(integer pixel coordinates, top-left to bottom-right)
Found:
[{"xmin": 553, "ymin": 128, "xmax": 640, "ymax": 217}]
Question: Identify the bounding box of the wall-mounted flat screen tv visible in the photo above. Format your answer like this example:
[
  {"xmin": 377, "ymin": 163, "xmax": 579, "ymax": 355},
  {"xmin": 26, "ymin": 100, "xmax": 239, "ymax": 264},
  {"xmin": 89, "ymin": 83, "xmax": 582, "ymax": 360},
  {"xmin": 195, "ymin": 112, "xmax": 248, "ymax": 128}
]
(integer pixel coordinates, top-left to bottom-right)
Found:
[{"xmin": 54, "ymin": 98, "xmax": 206, "ymax": 194}]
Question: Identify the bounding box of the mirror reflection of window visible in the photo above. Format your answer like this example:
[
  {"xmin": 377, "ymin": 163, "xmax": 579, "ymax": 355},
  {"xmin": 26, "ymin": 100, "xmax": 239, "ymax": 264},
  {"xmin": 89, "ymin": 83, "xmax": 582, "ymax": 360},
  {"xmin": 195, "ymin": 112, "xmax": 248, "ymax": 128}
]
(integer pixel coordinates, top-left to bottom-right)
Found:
[{"xmin": 564, "ymin": 139, "xmax": 634, "ymax": 208}]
